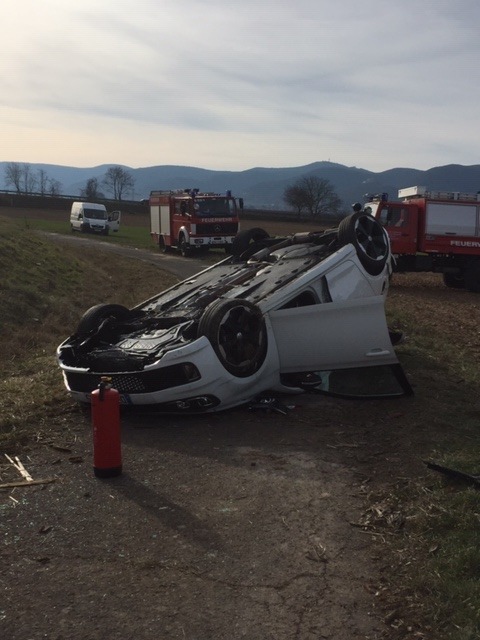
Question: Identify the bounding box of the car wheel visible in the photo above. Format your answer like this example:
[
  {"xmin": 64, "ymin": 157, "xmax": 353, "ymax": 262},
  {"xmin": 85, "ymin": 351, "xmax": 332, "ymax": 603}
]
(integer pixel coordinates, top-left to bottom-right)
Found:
[
  {"xmin": 198, "ymin": 299, "xmax": 267, "ymax": 377},
  {"xmin": 443, "ymin": 272, "xmax": 465, "ymax": 289},
  {"xmin": 76, "ymin": 303, "xmax": 131, "ymax": 336},
  {"xmin": 337, "ymin": 212, "xmax": 389, "ymax": 276},
  {"xmin": 179, "ymin": 235, "xmax": 191, "ymax": 257},
  {"xmin": 232, "ymin": 228, "xmax": 270, "ymax": 258}
]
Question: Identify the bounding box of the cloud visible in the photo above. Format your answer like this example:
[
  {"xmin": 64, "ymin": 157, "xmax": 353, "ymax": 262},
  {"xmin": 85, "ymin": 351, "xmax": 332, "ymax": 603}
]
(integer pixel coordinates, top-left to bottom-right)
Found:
[{"xmin": 1, "ymin": 0, "xmax": 480, "ymax": 170}]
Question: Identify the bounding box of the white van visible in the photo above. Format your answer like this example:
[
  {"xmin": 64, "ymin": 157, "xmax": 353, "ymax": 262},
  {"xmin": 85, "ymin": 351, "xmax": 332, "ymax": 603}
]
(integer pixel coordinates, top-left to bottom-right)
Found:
[{"xmin": 70, "ymin": 202, "xmax": 121, "ymax": 235}]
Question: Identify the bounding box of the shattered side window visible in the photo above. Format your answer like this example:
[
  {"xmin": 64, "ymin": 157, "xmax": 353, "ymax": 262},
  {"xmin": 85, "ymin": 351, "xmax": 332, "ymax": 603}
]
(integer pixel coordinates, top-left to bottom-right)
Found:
[{"xmin": 283, "ymin": 364, "xmax": 413, "ymax": 398}]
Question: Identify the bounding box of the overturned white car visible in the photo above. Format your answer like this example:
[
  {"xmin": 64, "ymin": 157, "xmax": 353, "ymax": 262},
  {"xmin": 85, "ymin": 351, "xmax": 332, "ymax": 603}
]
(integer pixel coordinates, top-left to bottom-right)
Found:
[{"xmin": 57, "ymin": 210, "xmax": 412, "ymax": 412}]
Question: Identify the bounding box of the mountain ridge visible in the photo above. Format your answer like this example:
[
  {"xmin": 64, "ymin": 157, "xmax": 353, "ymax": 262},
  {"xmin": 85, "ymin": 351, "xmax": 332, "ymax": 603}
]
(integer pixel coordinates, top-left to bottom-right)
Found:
[{"xmin": 1, "ymin": 161, "xmax": 479, "ymax": 210}]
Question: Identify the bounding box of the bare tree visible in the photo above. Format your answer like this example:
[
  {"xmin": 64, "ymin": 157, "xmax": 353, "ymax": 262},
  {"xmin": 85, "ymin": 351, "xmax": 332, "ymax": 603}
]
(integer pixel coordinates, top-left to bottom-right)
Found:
[
  {"xmin": 4, "ymin": 162, "xmax": 23, "ymax": 193},
  {"xmin": 102, "ymin": 166, "xmax": 134, "ymax": 201},
  {"xmin": 37, "ymin": 169, "xmax": 49, "ymax": 196},
  {"xmin": 22, "ymin": 163, "xmax": 37, "ymax": 194},
  {"xmin": 81, "ymin": 177, "xmax": 102, "ymax": 200},
  {"xmin": 48, "ymin": 178, "xmax": 62, "ymax": 196},
  {"xmin": 283, "ymin": 176, "xmax": 342, "ymax": 218},
  {"xmin": 283, "ymin": 184, "xmax": 308, "ymax": 218},
  {"xmin": 4, "ymin": 162, "xmax": 62, "ymax": 196}
]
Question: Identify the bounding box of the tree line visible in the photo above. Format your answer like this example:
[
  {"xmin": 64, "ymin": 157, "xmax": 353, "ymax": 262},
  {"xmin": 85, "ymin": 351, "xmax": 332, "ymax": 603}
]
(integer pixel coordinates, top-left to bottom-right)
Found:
[
  {"xmin": 3, "ymin": 162, "xmax": 343, "ymax": 216},
  {"xmin": 3, "ymin": 163, "xmax": 135, "ymax": 201}
]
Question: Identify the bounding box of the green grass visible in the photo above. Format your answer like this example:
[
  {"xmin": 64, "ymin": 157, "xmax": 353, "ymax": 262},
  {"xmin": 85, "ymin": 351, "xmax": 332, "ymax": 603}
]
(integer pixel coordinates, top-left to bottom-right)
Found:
[
  {"xmin": 385, "ymin": 291, "xmax": 480, "ymax": 638},
  {"xmin": 0, "ymin": 215, "xmax": 178, "ymax": 447},
  {"xmin": 26, "ymin": 217, "xmax": 156, "ymax": 250}
]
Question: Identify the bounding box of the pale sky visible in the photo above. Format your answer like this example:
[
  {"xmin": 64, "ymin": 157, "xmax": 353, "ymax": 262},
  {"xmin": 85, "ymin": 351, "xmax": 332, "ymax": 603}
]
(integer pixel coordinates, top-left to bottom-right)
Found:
[{"xmin": 1, "ymin": 0, "xmax": 479, "ymax": 172}]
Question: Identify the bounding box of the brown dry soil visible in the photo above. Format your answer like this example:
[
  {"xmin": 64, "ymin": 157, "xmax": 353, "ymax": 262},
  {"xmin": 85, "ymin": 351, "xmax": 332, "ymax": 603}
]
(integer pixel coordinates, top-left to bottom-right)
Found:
[{"xmin": 1, "ymin": 224, "xmax": 479, "ymax": 640}]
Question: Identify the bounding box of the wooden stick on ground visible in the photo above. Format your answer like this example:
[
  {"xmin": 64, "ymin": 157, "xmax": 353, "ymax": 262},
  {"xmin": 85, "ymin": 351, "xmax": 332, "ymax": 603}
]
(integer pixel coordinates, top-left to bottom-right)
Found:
[
  {"xmin": 0, "ymin": 478, "xmax": 57, "ymax": 489},
  {"xmin": 4, "ymin": 454, "xmax": 34, "ymax": 482}
]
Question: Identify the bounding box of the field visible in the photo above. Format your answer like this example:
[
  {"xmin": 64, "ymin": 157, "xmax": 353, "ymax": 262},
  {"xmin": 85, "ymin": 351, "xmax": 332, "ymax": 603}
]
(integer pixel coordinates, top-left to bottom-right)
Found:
[{"xmin": 1, "ymin": 207, "xmax": 480, "ymax": 639}]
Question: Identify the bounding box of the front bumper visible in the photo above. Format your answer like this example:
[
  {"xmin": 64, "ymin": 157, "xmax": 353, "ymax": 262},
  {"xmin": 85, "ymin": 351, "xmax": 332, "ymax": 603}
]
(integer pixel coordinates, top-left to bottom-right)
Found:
[{"xmin": 59, "ymin": 335, "xmax": 281, "ymax": 412}]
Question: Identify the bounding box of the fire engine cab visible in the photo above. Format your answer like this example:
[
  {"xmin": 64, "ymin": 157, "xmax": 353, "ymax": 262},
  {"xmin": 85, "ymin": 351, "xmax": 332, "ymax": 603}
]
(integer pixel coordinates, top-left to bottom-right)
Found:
[
  {"xmin": 365, "ymin": 186, "xmax": 480, "ymax": 291},
  {"xmin": 149, "ymin": 189, "xmax": 242, "ymax": 256}
]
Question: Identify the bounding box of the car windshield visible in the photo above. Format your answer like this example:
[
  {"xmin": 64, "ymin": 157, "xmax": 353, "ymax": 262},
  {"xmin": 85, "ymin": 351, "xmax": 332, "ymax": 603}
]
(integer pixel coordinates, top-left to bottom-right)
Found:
[
  {"xmin": 193, "ymin": 198, "xmax": 235, "ymax": 218},
  {"xmin": 84, "ymin": 209, "xmax": 107, "ymax": 220}
]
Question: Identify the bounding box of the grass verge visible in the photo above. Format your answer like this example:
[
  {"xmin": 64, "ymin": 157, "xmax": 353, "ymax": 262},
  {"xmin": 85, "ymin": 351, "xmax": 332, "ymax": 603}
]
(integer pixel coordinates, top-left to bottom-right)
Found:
[
  {"xmin": 380, "ymin": 277, "xmax": 480, "ymax": 639},
  {"xmin": 0, "ymin": 216, "xmax": 177, "ymax": 449}
]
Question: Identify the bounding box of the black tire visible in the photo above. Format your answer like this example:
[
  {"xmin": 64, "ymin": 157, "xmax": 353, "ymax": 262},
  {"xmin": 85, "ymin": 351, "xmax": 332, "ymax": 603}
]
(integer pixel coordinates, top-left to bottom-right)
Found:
[
  {"xmin": 198, "ymin": 299, "xmax": 267, "ymax": 377},
  {"xmin": 232, "ymin": 228, "xmax": 270, "ymax": 258},
  {"xmin": 443, "ymin": 272, "xmax": 465, "ymax": 289},
  {"xmin": 337, "ymin": 212, "xmax": 389, "ymax": 276},
  {"xmin": 178, "ymin": 235, "xmax": 191, "ymax": 257},
  {"xmin": 159, "ymin": 236, "xmax": 172, "ymax": 253},
  {"xmin": 76, "ymin": 303, "xmax": 131, "ymax": 336},
  {"xmin": 465, "ymin": 263, "xmax": 480, "ymax": 292}
]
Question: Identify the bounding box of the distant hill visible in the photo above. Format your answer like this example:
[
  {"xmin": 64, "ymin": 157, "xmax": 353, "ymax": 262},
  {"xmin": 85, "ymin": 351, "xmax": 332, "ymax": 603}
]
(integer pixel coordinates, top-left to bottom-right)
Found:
[{"xmin": 1, "ymin": 161, "xmax": 480, "ymax": 211}]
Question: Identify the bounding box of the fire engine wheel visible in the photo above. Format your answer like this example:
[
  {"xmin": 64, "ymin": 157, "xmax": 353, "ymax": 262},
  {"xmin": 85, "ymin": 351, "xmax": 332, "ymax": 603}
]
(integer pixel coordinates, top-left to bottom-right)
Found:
[
  {"xmin": 443, "ymin": 272, "xmax": 465, "ymax": 289},
  {"xmin": 465, "ymin": 263, "xmax": 480, "ymax": 292},
  {"xmin": 337, "ymin": 212, "xmax": 389, "ymax": 276},
  {"xmin": 197, "ymin": 299, "xmax": 267, "ymax": 377},
  {"xmin": 232, "ymin": 228, "xmax": 270, "ymax": 259},
  {"xmin": 159, "ymin": 236, "xmax": 172, "ymax": 253},
  {"xmin": 179, "ymin": 235, "xmax": 192, "ymax": 257},
  {"xmin": 75, "ymin": 303, "xmax": 132, "ymax": 336}
]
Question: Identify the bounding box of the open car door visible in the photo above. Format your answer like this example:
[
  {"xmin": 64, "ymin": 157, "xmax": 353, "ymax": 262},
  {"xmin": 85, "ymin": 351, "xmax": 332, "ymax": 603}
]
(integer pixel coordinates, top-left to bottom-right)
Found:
[
  {"xmin": 269, "ymin": 296, "xmax": 412, "ymax": 398},
  {"xmin": 108, "ymin": 210, "xmax": 121, "ymax": 232}
]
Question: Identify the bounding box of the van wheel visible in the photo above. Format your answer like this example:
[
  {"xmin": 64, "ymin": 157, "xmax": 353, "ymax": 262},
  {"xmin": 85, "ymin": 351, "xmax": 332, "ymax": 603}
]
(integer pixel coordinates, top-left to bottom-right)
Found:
[
  {"xmin": 76, "ymin": 304, "xmax": 131, "ymax": 336},
  {"xmin": 198, "ymin": 299, "xmax": 267, "ymax": 377},
  {"xmin": 337, "ymin": 212, "xmax": 389, "ymax": 276}
]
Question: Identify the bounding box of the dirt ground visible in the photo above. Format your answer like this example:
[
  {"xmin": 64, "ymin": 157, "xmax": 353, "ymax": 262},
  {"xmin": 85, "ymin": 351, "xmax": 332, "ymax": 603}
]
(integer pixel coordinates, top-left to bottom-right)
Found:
[{"xmin": 1, "ymin": 228, "xmax": 477, "ymax": 640}]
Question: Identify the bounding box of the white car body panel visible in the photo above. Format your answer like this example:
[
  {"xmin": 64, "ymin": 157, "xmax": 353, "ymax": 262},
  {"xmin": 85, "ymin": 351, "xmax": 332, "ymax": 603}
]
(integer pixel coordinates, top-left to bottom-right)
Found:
[{"xmin": 269, "ymin": 295, "xmax": 395, "ymax": 373}]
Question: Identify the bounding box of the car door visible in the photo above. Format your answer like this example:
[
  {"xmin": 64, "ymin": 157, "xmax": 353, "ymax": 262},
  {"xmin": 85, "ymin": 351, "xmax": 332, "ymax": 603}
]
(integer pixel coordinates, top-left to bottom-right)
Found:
[
  {"xmin": 378, "ymin": 204, "xmax": 418, "ymax": 255},
  {"xmin": 268, "ymin": 294, "xmax": 411, "ymax": 398},
  {"xmin": 108, "ymin": 210, "xmax": 121, "ymax": 232},
  {"xmin": 269, "ymin": 295, "xmax": 397, "ymax": 373}
]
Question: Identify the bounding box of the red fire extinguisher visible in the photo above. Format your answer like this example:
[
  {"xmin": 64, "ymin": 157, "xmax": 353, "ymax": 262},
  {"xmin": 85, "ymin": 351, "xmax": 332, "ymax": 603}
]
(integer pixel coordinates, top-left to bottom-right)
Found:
[{"xmin": 91, "ymin": 376, "xmax": 122, "ymax": 478}]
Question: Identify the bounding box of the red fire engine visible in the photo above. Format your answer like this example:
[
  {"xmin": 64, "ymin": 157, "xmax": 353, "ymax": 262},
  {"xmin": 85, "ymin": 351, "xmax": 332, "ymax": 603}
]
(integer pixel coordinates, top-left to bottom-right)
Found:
[
  {"xmin": 365, "ymin": 186, "xmax": 480, "ymax": 291},
  {"xmin": 149, "ymin": 189, "xmax": 242, "ymax": 256}
]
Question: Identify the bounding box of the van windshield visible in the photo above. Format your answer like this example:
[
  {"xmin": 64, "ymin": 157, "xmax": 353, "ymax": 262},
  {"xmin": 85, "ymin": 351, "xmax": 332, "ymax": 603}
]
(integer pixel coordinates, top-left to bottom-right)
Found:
[{"xmin": 84, "ymin": 209, "xmax": 107, "ymax": 220}]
